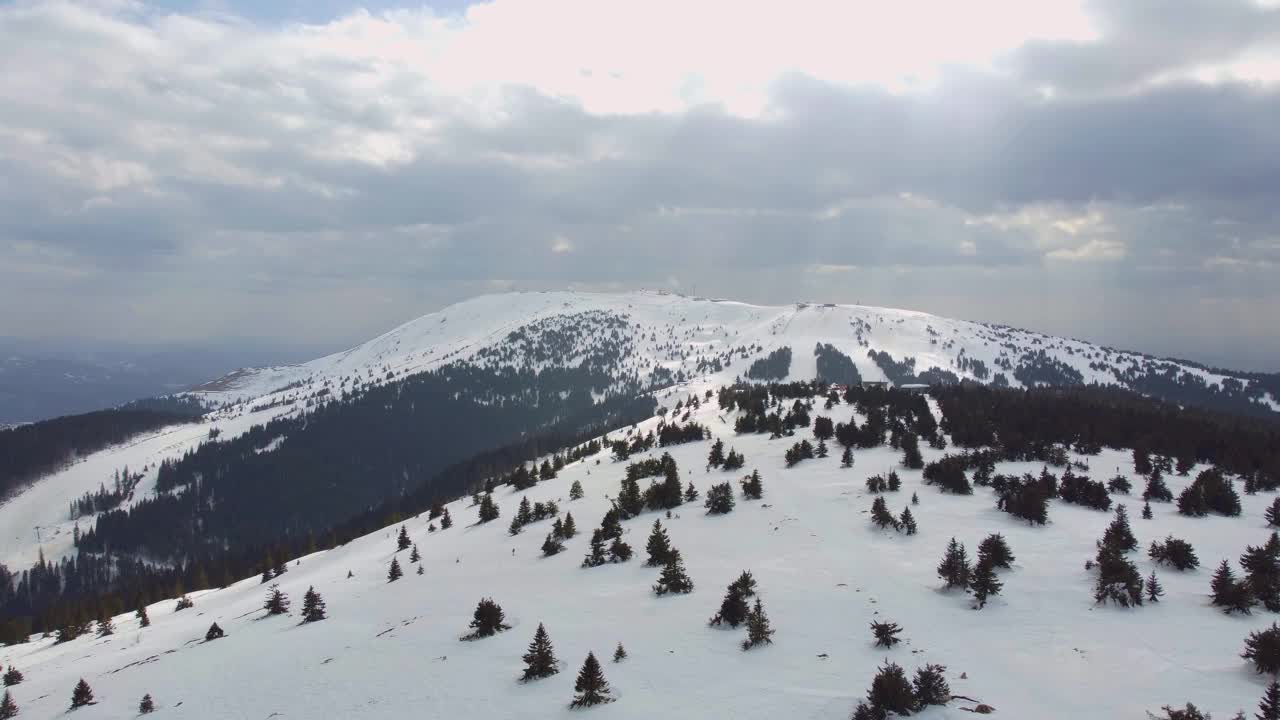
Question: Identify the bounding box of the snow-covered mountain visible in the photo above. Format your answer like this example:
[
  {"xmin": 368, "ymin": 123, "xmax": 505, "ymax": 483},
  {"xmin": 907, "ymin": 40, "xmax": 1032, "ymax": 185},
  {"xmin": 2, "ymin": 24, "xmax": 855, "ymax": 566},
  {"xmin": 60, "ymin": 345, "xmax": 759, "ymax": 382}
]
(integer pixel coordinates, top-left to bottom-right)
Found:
[
  {"xmin": 1, "ymin": 387, "xmax": 1274, "ymax": 719},
  {"xmin": 189, "ymin": 289, "xmax": 1277, "ymax": 417}
]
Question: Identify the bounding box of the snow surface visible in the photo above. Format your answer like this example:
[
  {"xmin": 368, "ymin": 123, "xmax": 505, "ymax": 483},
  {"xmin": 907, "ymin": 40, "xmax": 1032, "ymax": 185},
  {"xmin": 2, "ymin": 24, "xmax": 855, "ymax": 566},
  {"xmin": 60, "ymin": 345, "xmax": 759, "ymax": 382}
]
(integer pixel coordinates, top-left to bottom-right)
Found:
[{"xmin": 1, "ymin": 391, "xmax": 1274, "ymax": 719}]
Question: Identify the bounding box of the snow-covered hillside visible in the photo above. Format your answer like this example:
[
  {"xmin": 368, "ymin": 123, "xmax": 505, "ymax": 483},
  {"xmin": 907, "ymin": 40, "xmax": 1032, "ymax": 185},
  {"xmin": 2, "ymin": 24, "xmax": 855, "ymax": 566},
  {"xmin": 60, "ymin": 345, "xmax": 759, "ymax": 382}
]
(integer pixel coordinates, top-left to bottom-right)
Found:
[
  {"xmin": 2, "ymin": 290, "xmax": 1275, "ymax": 574},
  {"xmin": 0, "ymin": 388, "xmax": 1272, "ymax": 719}
]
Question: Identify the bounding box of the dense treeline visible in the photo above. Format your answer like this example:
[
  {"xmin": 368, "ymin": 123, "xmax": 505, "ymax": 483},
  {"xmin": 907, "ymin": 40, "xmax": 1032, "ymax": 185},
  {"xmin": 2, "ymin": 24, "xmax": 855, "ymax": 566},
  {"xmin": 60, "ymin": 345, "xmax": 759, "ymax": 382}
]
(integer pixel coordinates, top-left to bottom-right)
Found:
[
  {"xmin": 814, "ymin": 343, "xmax": 861, "ymax": 385},
  {"xmin": 935, "ymin": 385, "xmax": 1280, "ymax": 481},
  {"xmin": 0, "ymin": 409, "xmax": 194, "ymax": 501},
  {"xmin": 744, "ymin": 347, "xmax": 792, "ymax": 381}
]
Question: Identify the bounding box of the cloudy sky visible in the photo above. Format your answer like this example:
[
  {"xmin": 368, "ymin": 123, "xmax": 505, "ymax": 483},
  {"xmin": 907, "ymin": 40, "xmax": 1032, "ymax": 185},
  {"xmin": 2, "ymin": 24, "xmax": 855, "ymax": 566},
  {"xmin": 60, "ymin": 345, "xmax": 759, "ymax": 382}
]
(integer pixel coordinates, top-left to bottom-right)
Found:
[{"xmin": 2, "ymin": 0, "xmax": 1278, "ymax": 370}]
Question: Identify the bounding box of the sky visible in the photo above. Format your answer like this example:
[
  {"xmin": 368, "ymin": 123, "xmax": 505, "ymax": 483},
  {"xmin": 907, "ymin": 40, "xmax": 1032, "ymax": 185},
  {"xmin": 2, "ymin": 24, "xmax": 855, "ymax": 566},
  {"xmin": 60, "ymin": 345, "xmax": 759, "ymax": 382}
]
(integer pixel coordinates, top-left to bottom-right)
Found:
[{"xmin": 1, "ymin": 0, "xmax": 1279, "ymax": 371}]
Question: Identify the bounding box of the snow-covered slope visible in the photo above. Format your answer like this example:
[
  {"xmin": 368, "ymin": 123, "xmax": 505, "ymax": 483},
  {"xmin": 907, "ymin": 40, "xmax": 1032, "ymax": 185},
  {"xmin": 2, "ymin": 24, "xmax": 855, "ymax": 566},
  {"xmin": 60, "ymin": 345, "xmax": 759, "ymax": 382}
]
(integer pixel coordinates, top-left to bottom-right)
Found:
[
  {"xmin": 0, "ymin": 391, "xmax": 1272, "ymax": 719},
  {"xmin": 2, "ymin": 290, "xmax": 1274, "ymax": 573}
]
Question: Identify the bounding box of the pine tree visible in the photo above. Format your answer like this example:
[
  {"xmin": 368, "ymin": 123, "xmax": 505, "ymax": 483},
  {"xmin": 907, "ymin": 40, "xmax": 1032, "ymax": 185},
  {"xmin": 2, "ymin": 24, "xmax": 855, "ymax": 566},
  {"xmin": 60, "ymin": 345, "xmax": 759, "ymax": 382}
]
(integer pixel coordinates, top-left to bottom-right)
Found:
[
  {"xmin": 870, "ymin": 496, "xmax": 898, "ymax": 530},
  {"xmin": 653, "ymin": 549, "xmax": 694, "ymax": 595},
  {"xmin": 1242, "ymin": 532, "xmax": 1280, "ymax": 612},
  {"xmin": 1147, "ymin": 570, "xmax": 1164, "ymax": 602},
  {"xmin": 741, "ymin": 597, "xmax": 775, "ymax": 650},
  {"xmin": 613, "ymin": 642, "xmax": 627, "ymax": 662},
  {"xmin": 911, "ymin": 491, "xmax": 919, "ymax": 505},
  {"xmin": 645, "ymin": 519, "xmax": 673, "ymax": 567},
  {"xmin": 970, "ymin": 557, "xmax": 1002, "ymax": 608},
  {"xmin": 264, "ymin": 584, "xmax": 290, "ymax": 615},
  {"xmin": 741, "ymin": 469, "xmax": 764, "ymax": 500},
  {"xmin": 705, "ymin": 482, "xmax": 735, "ymax": 514},
  {"xmin": 478, "ymin": 494, "xmax": 500, "ymax": 523},
  {"xmin": 387, "ymin": 557, "xmax": 403, "ymax": 583},
  {"xmin": 261, "ymin": 566, "xmax": 274, "ymax": 584},
  {"xmin": 608, "ymin": 537, "xmax": 633, "ymax": 563},
  {"xmin": 583, "ymin": 530, "xmax": 608, "ymax": 568},
  {"xmin": 508, "ymin": 514, "xmax": 524, "ymax": 536},
  {"xmin": 1269, "ymin": 499, "xmax": 1280, "ymax": 528},
  {"xmin": 0, "ymin": 690, "xmax": 16, "ymax": 720},
  {"xmin": 570, "ymin": 480, "xmax": 585, "ymax": 501},
  {"xmin": 1257, "ymin": 679, "xmax": 1280, "ymax": 720},
  {"xmin": 937, "ymin": 537, "xmax": 972, "ymax": 590},
  {"xmin": 409, "ymin": 543, "xmax": 421, "ymax": 563},
  {"xmin": 139, "ymin": 693, "xmax": 155, "ymax": 714},
  {"xmin": 977, "ymin": 533, "xmax": 1015, "ymax": 569},
  {"xmin": 97, "ymin": 615, "xmax": 115, "ymax": 637},
  {"xmin": 417, "ymin": 565, "xmax": 424, "ymax": 576},
  {"xmin": 542, "ymin": 532, "xmax": 565, "ymax": 557},
  {"xmin": 521, "ymin": 623, "xmax": 559, "ymax": 681},
  {"xmin": 1143, "ymin": 501, "xmax": 1153, "ymax": 520},
  {"xmin": 441, "ymin": 508, "xmax": 453, "ymax": 529},
  {"xmin": 2, "ymin": 667, "xmax": 22, "ymax": 687},
  {"xmin": 302, "ymin": 586, "xmax": 326, "ymax": 622},
  {"xmin": 708, "ymin": 438, "xmax": 725, "ymax": 467},
  {"xmin": 561, "ymin": 512, "xmax": 577, "ymax": 538},
  {"xmin": 517, "ymin": 496, "xmax": 534, "ymax": 525},
  {"xmin": 70, "ymin": 678, "xmax": 94, "ymax": 709},
  {"xmin": 709, "ymin": 571, "xmax": 756, "ymax": 627},
  {"xmin": 841, "ymin": 446, "xmax": 854, "ymax": 468},
  {"xmin": 913, "ymin": 663, "xmax": 951, "ymax": 707},
  {"xmin": 1211, "ymin": 559, "xmax": 1252, "ymax": 614},
  {"xmin": 866, "ymin": 661, "xmax": 915, "ymax": 717},
  {"xmin": 205, "ymin": 622, "xmax": 224, "ymax": 641},
  {"xmin": 890, "ymin": 506, "xmax": 913, "ymax": 535},
  {"xmin": 569, "ymin": 652, "xmax": 613, "ymax": 707},
  {"xmin": 1243, "ymin": 623, "xmax": 1280, "ymax": 675},
  {"xmin": 397, "ymin": 525, "xmax": 411, "ymax": 551},
  {"xmin": 870, "ymin": 620, "xmax": 902, "ymax": 648},
  {"xmin": 684, "ymin": 481, "xmax": 699, "ymax": 502},
  {"xmin": 464, "ymin": 598, "xmax": 510, "ymax": 639},
  {"xmin": 136, "ymin": 604, "xmax": 150, "ymax": 628}
]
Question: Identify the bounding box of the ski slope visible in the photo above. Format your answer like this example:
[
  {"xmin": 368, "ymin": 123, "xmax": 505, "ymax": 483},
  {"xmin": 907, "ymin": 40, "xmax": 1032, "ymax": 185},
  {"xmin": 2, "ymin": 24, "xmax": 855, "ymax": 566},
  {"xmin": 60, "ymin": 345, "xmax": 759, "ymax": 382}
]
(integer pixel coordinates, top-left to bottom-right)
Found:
[{"xmin": 0, "ymin": 391, "xmax": 1272, "ymax": 719}]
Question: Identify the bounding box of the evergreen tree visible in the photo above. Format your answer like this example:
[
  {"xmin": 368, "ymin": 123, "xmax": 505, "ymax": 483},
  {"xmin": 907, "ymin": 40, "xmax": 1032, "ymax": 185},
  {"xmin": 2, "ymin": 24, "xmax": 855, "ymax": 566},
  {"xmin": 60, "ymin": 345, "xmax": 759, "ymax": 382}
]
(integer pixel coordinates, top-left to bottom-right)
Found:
[
  {"xmin": 517, "ymin": 496, "xmax": 534, "ymax": 526},
  {"xmin": 1100, "ymin": 505, "xmax": 1138, "ymax": 554},
  {"xmin": 709, "ymin": 571, "xmax": 756, "ymax": 627},
  {"xmin": 684, "ymin": 481, "xmax": 699, "ymax": 502},
  {"xmin": 478, "ymin": 494, "xmax": 500, "ymax": 523},
  {"xmin": 817, "ymin": 438, "xmax": 829, "ymax": 458},
  {"xmin": 96, "ymin": 615, "xmax": 115, "ymax": 637},
  {"xmin": 1241, "ymin": 532, "xmax": 1280, "ymax": 612},
  {"xmin": 1144, "ymin": 472, "xmax": 1173, "ymax": 503},
  {"xmin": 613, "ymin": 642, "xmax": 627, "ymax": 662},
  {"xmin": 1093, "ymin": 545, "xmax": 1144, "ymax": 607},
  {"xmin": 645, "ymin": 519, "xmax": 673, "ymax": 567},
  {"xmin": 708, "ymin": 438, "xmax": 725, "ymax": 467},
  {"xmin": 617, "ymin": 476, "xmax": 644, "ymax": 518},
  {"xmin": 1257, "ymin": 679, "xmax": 1280, "ymax": 720},
  {"xmin": 561, "ymin": 512, "xmax": 577, "ymax": 538},
  {"xmin": 301, "ymin": 586, "xmax": 326, "ymax": 623},
  {"xmin": 273, "ymin": 558, "xmax": 288, "ymax": 578},
  {"xmin": 387, "ymin": 557, "xmax": 403, "ymax": 583},
  {"xmin": 653, "ymin": 549, "xmax": 694, "ymax": 595},
  {"xmin": 521, "ymin": 623, "xmax": 559, "ymax": 681},
  {"xmin": 1210, "ymin": 560, "xmax": 1252, "ymax": 614},
  {"xmin": 70, "ymin": 678, "xmax": 94, "ymax": 709},
  {"xmin": 911, "ymin": 491, "xmax": 919, "ymax": 506},
  {"xmin": 1243, "ymin": 623, "xmax": 1280, "ymax": 675},
  {"xmin": 508, "ymin": 514, "xmax": 524, "ymax": 536},
  {"xmin": 608, "ymin": 537, "xmax": 633, "ymax": 563},
  {"xmin": 866, "ymin": 661, "xmax": 915, "ymax": 717},
  {"xmin": 899, "ymin": 506, "xmax": 918, "ymax": 535},
  {"xmin": 2, "ymin": 667, "xmax": 21, "ymax": 687},
  {"xmin": 1147, "ymin": 570, "xmax": 1164, "ymax": 603},
  {"xmin": 977, "ymin": 533, "xmax": 1015, "ymax": 569},
  {"xmin": 705, "ymin": 482, "xmax": 735, "ymax": 515},
  {"xmin": 741, "ymin": 469, "xmax": 763, "ymax": 500},
  {"xmin": 582, "ymin": 530, "xmax": 608, "ymax": 568},
  {"xmin": 464, "ymin": 598, "xmax": 510, "ymax": 639},
  {"xmin": 569, "ymin": 652, "xmax": 612, "ymax": 708},
  {"xmin": 937, "ymin": 537, "xmax": 972, "ymax": 590},
  {"xmin": 542, "ymin": 532, "xmax": 565, "ymax": 557},
  {"xmin": 970, "ymin": 557, "xmax": 1002, "ymax": 608},
  {"xmin": 887, "ymin": 470, "xmax": 902, "ymax": 492},
  {"xmin": 205, "ymin": 622, "xmax": 224, "ymax": 641},
  {"xmin": 870, "ymin": 496, "xmax": 898, "ymax": 531},
  {"xmin": 409, "ymin": 544, "xmax": 421, "ymax": 563},
  {"xmin": 397, "ymin": 524, "xmax": 411, "ymax": 551},
  {"xmin": 841, "ymin": 446, "xmax": 854, "ymax": 469},
  {"xmin": 136, "ymin": 604, "xmax": 150, "ymax": 628},
  {"xmin": 1269, "ymin": 498, "xmax": 1280, "ymax": 529},
  {"xmin": 1149, "ymin": 536, "xmax": 1200, "ymax": 571},
  {"xmin": 261, "ymin": 566, "xmax": 274, "ymax": 584},
  {"xmin": 741, "ymin": 597, "xmax": 775, "ymax": 650},
  {"xmin": 913, "ymin": 663, "xmax": 950, "ymax": 707},
  {"xmin": 264, "ymin": 584, "xmax": 290, "ymax": 615},
  {"xmin": 0, "ymin": 690, "xmax": 16, "ymax": 720},
  {"xmin": 417, "ymin": 565, "xmax": 424, "ymax": 576},
  {"xmin": 441, "ymin": 508, "xmax": 453, "ymax": 529},
  {"xmin": 1143, "ymin": 501, "xmax": 1153, "ymax": 520},
  {"xmin": 870, "ymin": 620, "xmax": 903, "ymax": 648},
  {"xmin": 139, "ymin": 693, "xmax": 155, "ymax": 714}
]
